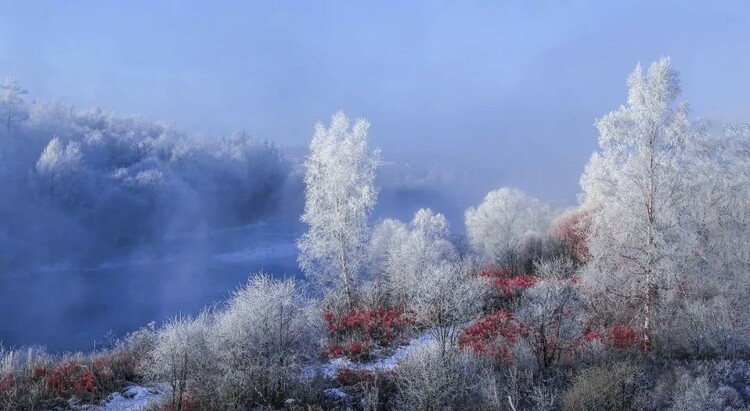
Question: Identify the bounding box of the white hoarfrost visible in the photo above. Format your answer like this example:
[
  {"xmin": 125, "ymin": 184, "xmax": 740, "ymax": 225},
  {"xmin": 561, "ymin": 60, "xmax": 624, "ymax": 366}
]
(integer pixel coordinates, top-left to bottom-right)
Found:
[
  {"xmin": 297, "ymin": 111, "xmax": 380, "ymax": 306},
  {"xmin": 0, "ymin": 76, "xmax": 29, "ymax": 132},
  {"xmin": 212, "ymin": 274, "xmax": 316, "ymax": 406},
  {"xmin": 579, "ymin": 57, "xmax": 700, "ymax": 349},
  {"xmin": 367, "ymin": 208, "xmax": 457, "ymax": 307},
  {"xmin": 465, "ymin": 187, "xmax": 552, "ymax": 271}
]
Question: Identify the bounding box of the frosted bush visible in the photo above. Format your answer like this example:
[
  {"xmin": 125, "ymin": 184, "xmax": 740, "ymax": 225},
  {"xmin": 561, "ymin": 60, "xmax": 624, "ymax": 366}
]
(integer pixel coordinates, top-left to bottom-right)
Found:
[
  {"xmin": 212, "ymin": 274, "xmax": 317, "ymax": 407},
  {"xmin": 391, "ymin": 341, "xmax": 484, "ymax": 410},
  {"xmin": 143, "ymin": 312, "xmax": 216, "ymax": 411}
]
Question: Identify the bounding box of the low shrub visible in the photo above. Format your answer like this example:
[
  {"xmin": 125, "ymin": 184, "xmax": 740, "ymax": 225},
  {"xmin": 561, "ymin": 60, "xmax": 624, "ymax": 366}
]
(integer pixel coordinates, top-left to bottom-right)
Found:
[
  {"xmin": 324, "ymin": 305, "xmax": 411, "ymax": 360},
  {"xmin": 458, "ymin": 310, "xmax": 523, "ymax": 364},
  {"xmin": 0, "ymin": 344, "xmax": 142, "ymax": 410},
  {"xmin": 561, "ymin": 361, "xmax": 636, "ymax": 411},
  {"xmin": 478, "ymin": 266, "xmax": 537, "ymax": 299},
  {"xmin": 391, "ymin": 342, "xmax": 485, "ymax": 410}
]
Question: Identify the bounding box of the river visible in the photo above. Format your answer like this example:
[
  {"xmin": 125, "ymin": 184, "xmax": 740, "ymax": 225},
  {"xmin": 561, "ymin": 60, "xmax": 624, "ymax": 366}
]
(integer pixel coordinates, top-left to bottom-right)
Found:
[{"xmin": 0, "ymin": 221, "xmax": 302, "ymax": 352}]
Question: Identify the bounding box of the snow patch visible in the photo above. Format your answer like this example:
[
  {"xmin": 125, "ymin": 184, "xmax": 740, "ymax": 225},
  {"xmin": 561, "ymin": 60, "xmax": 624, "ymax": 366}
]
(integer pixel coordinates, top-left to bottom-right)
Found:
[
  {"xmin": 324, "ymin": 387, "xmax": 350, "ymax": 400},
  {"xmin": 305, "ymin": 330, "xmax": 436, "ymax": 379},
  {"xmin": 100, "ymin": 384, "xmax": 167, "ymax": 411}
]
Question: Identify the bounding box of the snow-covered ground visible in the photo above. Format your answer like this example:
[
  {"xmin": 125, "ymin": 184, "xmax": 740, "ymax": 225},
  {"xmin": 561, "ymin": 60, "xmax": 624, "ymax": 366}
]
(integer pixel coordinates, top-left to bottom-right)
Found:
[
  {"xmin": 99, "ymin": 384, "xmax": 168, "ymax": 411},
  {"xmin": 305, "ymin": 330, "xmax": 436, "ymax": 379}
]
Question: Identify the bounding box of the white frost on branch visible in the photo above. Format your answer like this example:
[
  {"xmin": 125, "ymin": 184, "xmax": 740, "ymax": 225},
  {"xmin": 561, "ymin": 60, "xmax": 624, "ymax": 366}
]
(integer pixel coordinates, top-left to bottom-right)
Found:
[
  {"xmin": 297, "ymin": 111, "xmax": 380, "ymax": 305},
  {"xmin": 465, "ymin": 187, "xmax": 552, "ymax": 271}
]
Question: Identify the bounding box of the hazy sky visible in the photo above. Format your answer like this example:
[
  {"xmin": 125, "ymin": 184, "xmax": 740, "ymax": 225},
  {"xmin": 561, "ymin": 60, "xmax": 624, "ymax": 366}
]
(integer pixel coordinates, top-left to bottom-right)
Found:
[{"xmin": 2, "ymin": 1, "xmax": 749, "ymax": 204}]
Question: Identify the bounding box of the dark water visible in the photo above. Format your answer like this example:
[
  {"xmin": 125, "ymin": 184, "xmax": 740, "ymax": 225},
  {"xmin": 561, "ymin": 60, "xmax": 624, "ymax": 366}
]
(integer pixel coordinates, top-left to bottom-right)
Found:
[{"xmin": 0, "ymin": 222, "xmax": 302, "ymax": 352}]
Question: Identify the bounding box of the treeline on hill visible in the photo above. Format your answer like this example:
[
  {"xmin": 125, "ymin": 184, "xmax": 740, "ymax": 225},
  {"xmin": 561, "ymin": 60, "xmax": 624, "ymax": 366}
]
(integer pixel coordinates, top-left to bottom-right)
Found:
[
  {"xmin": 2, "ymin": 58, "xmax": 750, "ymax": 410},
  {"xmin": 0, "ymin": 77, "xmax": 291, "ymax": 270}
]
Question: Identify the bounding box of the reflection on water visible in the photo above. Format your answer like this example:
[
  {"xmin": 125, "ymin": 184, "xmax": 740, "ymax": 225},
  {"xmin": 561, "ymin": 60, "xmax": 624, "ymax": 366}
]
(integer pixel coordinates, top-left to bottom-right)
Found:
[{"xmin": 0, "ymin": 222, "xmax": 302, "ymax": 352}]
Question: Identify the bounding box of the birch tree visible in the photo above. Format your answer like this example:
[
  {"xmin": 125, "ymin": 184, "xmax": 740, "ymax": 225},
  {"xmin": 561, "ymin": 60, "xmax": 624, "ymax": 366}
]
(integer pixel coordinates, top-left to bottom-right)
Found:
[
  {"xmin": 0, "ymin": 77, "xmax": 29, "ymax": 133},
  {"xmin": 298, "ymin": 111, "xmax": 380, "ymax": 306},
  {"xmin": 579, "ymin": 57, "xmax": 699, "ymax": 351}
]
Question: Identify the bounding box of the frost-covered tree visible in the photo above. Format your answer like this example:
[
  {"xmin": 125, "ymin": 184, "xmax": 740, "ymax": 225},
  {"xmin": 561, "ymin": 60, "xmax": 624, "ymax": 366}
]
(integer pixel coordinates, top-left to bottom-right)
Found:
[
  {"xmin": 579, "ymin": 58, "xmax": 700, "ymax": 351},
  {"xmin": 686, "ymin": 124, "xmax": 750, "ymax": 297},
  {"xmin": 35, "ymin": 137, "xmax": 86, "ymax": 205},
  {"xmin": 0, "ymin": 97, "xmax": 290, "ymax": 270},
  {"xmin": 515, "ymin": 281, "xmax": 584, "ymax": 368},
  {"xmin": 549, "ymin": 207, "xmax": 594, "ymax": 266},
  {"xmin": 213, "ymin": 274, "xmax": 316, "ymax": 407},
  {"xmin": 668, "ymin": 374, "xmax": 737, "ymax": 411},
  {"xmin": 411, "ymin": 261, "xmax": 483, "ymax": 358},
  {"xmin": 0, "ymin": 76, "xmax": 29, "ymax": 133},
  {"xmin": 465, "ymin": 188, "xmax": 552, "ymax": 272},
  {"xmin": 368, "ymin": 208, "xmax": 457, "ymax": 307},
  {"xmin": 665, "ymin": 296, "xmax": 750, "ymax": 358},
  {"xmin": 298, "ymin": 111, "xmax": 380, "ymax": 306}
]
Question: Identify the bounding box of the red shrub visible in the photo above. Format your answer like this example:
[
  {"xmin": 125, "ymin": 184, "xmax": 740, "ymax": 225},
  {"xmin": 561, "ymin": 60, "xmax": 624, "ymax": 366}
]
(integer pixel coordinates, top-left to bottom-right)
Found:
[
  {"xmin": 88, "ymin": 351, "xmax": 139, "ymax": 387},
  {"xmin": 43, "ymin": 360, "xmax": 99, "ymax": 397},
  {"xmin": 478, "ymin": 266, "xmax": 516, "ymax": 279},
  {"xmin": 32, "ymin": 366, "xmax": 49, "ymax": 380},
  {"xmin": 581, "ymin": 322, "xmax": 644, "ymax": 352},
  {"xmin": 327, "ymin": 344, "xmax": 345, "ymax": 358},
  {"xmin": 324, "ymin": 312, "xmax": 337, "ymax": 334},
  {"xmin": 334, "ymin": 369, "xmax": 375, "ymax": 386},
  {"xmin": 477, "ymin": 266, "xmax": 538, "ymax": 298},
  {"xmin": 459, "ymin": 311, "xmax": 523, "ymax": 362},
  {"xmin": 162, "ymin": 387, "xmax": 199, "ymax": 411},
  {"xmin": 609, "ymin": 323, "xmax": 639, "ymax": 350},
  {"xmin": 584, "ymin": 330, "xmax": 603, "ymax": 342},
  {"xmin": 346, "ymin": 340, "xmax": 366, "ymax": 358},
  {"xmin": 495, "ymin": 276, "xmax": 538, "ymax": 298},
  {"xmin": 92, "ymin": 359, "xmax": 113, "ymax": 383},
  {"xmin": 324, "ymin": 305, "xmax": 411, "ymax": 360},
  {"xmin": 550, "ymin": 208, "xmax": 594, "ymax": 265},
  {"xmin": 74, "ymin": 371, "xmax": 96, "ymax": 394},
  {"xmin": 327, "ymin": 340, "xmax": 372, "ymax": 361},
  {"xmin": 0, "ymin": 371, "xmax": 14, "ymax": 393}
]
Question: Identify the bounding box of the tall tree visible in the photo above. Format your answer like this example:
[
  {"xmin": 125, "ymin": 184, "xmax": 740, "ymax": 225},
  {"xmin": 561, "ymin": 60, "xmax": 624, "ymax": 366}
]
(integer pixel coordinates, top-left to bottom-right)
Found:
[
  {"xmin": 298, "ymin": 111, "xmax": 380, "ymax": 306},
  {"xmin": 579, "ymin": 58, "xmax": 699, "ymax": 351},
  {"xmin": 683, "ymin": 125, "xmax": 750, "ymax": 303},
  {"xmin": 465, "ymin": 187, "xmax": 551, "ymax": 272},
  {"xmin": 0, "ymin": 76, "xmax": 29, "ymax": 133}
]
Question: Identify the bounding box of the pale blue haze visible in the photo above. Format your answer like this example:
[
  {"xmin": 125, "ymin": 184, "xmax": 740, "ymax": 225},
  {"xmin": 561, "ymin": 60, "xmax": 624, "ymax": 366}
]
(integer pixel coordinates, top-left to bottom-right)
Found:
[{"xmin": 2, "ymin": 1, "xmax": 748, "ymax": 203}]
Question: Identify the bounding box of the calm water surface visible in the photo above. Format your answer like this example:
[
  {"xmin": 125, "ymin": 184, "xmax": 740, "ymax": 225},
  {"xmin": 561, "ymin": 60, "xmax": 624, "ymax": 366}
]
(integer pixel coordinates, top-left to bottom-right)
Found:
[{"xmin": 0, "ymin": 222, "xmax": 302, "ymax": 352}]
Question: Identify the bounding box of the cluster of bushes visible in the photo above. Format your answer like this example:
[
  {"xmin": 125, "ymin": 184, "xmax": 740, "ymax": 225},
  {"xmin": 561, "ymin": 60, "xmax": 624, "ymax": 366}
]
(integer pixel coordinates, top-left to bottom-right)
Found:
[
  {"xmin": 309, "ymin": 183, "xmax": 750, "ymax": 411},
  {"xmin": 0, "ymin": 343, "xmax": 141, "ymax": 409},
  {"xmin": 4, "ymin": 274, "xmax": 322, "ymax": 411},
  {"xmin": 132, "ymin": 274, "xmax": 325, "ymax": 410}
]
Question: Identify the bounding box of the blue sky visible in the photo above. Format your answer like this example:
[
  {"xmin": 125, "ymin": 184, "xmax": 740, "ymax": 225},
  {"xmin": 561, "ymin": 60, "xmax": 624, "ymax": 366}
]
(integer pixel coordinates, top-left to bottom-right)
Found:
[{"xmin": 2, "ymin": 1, "xmax": 749, "ymax": 204}]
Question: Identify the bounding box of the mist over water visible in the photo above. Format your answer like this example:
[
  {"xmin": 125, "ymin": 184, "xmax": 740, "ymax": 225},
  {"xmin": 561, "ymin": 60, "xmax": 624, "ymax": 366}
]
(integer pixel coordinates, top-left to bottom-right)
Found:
[
  {"xmin": 0, "ymin": 221, "xmax": 302, "ymax": 352},
  {"xmin": 0, "ymin": 100, "xmax": 468, "ymax": 352}
]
